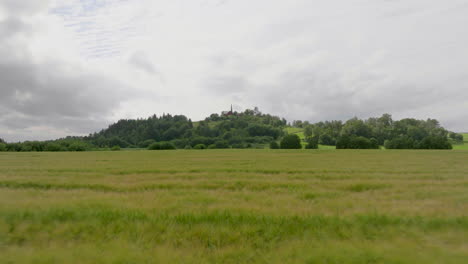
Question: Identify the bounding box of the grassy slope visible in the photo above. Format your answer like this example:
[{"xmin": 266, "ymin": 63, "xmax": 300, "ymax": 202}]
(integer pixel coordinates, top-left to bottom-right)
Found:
[
  {"xmin": 1, "ymin": 150, "xmax": 468, "ymax": 263},
  {"xmin": 285, "ymin": 126, "xmax": 336, "ymax": 149}
]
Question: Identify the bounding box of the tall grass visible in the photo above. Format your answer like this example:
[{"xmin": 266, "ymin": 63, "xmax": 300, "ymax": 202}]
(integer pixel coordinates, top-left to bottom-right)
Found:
[{"xmin": 1, "ymin": 150, "xmax": 468, "ymax": 263}]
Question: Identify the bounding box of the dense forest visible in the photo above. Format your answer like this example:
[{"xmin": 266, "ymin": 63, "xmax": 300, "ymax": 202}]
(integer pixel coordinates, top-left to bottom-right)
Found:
[{"xmin": 0, "ymin": 108, "xmax": 463, "ymax": 151}]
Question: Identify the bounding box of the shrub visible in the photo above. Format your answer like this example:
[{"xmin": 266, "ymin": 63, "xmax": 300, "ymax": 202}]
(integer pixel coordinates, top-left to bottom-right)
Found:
[
  {"xmin": 269, "ymin": 141, "xmax": 280, "ymax": 149},
  {"xmin": 148, "ymin": 143, "xmax": 161, "ymax": 150},
  {"xmin": 207, "ymin": 144, "xmax": 217, "ymax": 149},
  {"xmin": 0, "ymin": 143, "xmax": 6, "ymax": 152},
  {"xmin": 161, "ymin": 142, "xmax": 176, "ymax": 150},
  {"xmin": 193, "ymin": 144, "xmax": 207, "ymax": 150},
  {"xmin": 111, "ymin": 145, "xmax": 121, "ymax": 151},
  {"xmin": 148, "ymin": 142, "xmax": 176, "ymax": 150},
  {"xmin": 184, "ymin": 145, "xmax": 192, "ymax": 149},
  {"xmin": 305, "ymin": 136, "xmax": 319, "ymax": 149},
  {"xmin": 280, "ymin": 134, "xmax": 302, "ymax": 149}
]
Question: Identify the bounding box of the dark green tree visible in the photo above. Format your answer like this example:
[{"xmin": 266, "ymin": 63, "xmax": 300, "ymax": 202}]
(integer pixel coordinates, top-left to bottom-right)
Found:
[{"xmin": 280, "ymin": 134, "xmax": 302, "ymax": 149}]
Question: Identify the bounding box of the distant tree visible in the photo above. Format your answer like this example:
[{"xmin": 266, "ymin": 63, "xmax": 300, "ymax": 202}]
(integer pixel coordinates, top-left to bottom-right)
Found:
[
  {"xmin": 0, "ymin": 138, "xmax": 5, "ymax": 144},
  {"xmin": 68, "ymin": 142, "xmax": 88, "ymax": 151},
  {"xmin": 449, "ymin": 132, "xmax": 464, "ymax": 142},
  {"xmin": 0, "ymin": 143, "xmax": 6, "ymax": 152},
  {"xmin": 319, "ymin": 133, "xmax": 336, "ymax": 146},
  {"xmin": 270, "ymin": 141, "xmax": 280, "ymax": 149},
  {"xmin": 304, "ymin": 125, "xmax": 313, "ymax": 138},
  {"xmin": 45, "ymin": 143, "xmax": 62, "ymax": 152},
  {"xmin": 341, "ymin": 118, "xmax": 372, "ymax": 138},
  {"xmin": 280, "ymin": 134, "xmax": 302, "ymax": 149},
  {"xmin": 305, "ymin": 136, "xmax": 319, "ymax": 149},
  {"xmin": 292, "ymin": 120, "xmax": 303, "ymax": 128}
]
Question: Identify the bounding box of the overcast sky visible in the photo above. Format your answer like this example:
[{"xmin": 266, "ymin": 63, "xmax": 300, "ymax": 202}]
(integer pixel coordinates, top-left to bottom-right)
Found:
[{"xmin": 1, "ymin": 0, "xmax": 467, "ymax": 141}]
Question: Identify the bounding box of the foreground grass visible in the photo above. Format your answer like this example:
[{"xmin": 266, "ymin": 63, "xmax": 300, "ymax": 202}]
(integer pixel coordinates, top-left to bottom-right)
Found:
[{"xmin": 1, "ymin": 150, "xmax": 468, "ymax": 263}]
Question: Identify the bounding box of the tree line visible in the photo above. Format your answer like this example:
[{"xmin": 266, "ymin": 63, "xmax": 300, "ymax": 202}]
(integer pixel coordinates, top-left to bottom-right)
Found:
[
  {"xmin": 0, "ymin": 110, "xmax": 463, "ymax": 151},
  {"xmin": 291, "ymin": 114, "xmax": 461, "ymax": 149}
]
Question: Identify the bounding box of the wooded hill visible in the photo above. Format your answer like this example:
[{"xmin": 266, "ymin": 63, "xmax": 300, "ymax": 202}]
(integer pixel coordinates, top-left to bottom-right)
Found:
[{"xmin": 0, "ymin": 108, "xmax": 463, "ymax": 151}]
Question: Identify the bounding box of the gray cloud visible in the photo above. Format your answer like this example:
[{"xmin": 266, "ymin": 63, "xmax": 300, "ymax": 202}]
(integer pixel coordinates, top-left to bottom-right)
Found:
[
  {"xmin": 0, "ymin": 0, "xmax": 49, "ymax": 16},
  {"xmin": 0, "ymin": 1, "xmax": 132, "ymax": 142},
  {"xmin": 1, "ymin": 0, "xmax": 468, "ymax": 142},
  {"xmin": 129, "ymin": 52, "xmax": 158, "ymax": 75}
]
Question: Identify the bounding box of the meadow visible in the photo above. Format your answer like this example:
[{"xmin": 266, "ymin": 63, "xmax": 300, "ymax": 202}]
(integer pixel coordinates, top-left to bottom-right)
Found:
[{"xmin": 1, "ymin": 150, "xmax": 468, "ymax": 263}]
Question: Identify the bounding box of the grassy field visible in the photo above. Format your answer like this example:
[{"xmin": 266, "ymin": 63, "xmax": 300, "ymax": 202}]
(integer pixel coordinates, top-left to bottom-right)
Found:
[{"xmin": 1, "ymin": 150, "xmax": 468, "ymax": 263}]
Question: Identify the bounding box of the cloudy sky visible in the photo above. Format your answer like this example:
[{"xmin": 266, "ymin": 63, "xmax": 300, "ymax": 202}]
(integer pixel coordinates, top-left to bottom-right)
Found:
[{"xmin": 1, "ymin": 0, "xmax": 467, "ymax": 141}]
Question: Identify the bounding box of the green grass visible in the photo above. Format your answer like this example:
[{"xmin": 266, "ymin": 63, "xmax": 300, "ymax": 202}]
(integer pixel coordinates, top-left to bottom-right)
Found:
[{"xmin": 1, "ymin": 150, "xmax": 468, "ymax": 263}]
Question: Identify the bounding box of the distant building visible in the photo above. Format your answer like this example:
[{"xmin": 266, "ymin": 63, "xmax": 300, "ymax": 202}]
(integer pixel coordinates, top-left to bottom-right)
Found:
[{"xmin": 222, "ymin": 105, "xmax": 234, "ymax": 116}]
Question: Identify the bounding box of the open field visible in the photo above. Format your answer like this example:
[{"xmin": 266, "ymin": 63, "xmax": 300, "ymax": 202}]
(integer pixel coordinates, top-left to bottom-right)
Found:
[{"xmin": 1, "ymin": 150, "xmax": 468, "ymax": 263}]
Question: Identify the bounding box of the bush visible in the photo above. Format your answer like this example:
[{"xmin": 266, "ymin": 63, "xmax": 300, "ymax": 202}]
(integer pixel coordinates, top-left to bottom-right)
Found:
[
  {"xmin": 0, "ymin": 143, "xmax": 6, "ymax": 152},
  {"xmin": 336, "ymin": 136, "xmax": 379, "ymax": 149},
  {"xmin": 193, "ymin": 144, "xmax": 207, "ymax": 150},
  {"xmin": 305, "ymin": 136, "xmax": 319, "ymax": 149},
  {"xmin": 111, "ymin": 145, "xmax": 121, "ymax": 151},
  {"xmin": 184, "ymin": 145, "xmax": 192, "ymax": 149},
  {"xmin": 280, "ymin": 134, "xmax": 302, "ymax": 149},
  {"xmin": 148, "ymin": 142, "xmax": 176, "ymax": 150},
  {"xmin": 207, "ymin": 144, "xmax": 217, "ymax": 149},
  {"xmin": 269, "ymin": 141, "xmax": 280, "ymax": 149}
]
